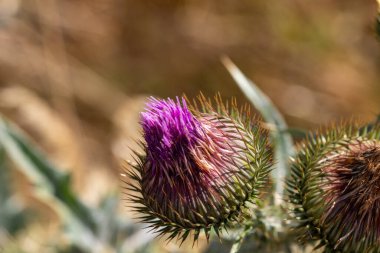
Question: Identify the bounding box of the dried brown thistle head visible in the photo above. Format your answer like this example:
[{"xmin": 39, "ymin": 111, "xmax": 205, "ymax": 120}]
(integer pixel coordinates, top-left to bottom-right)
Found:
[
  {"xmin": 287, "ymin": 124, "xmax": 380, "ymax": 252},
  {"xmin": 322, "ymin": 141, "xmax": 380, "ymax": 248}
]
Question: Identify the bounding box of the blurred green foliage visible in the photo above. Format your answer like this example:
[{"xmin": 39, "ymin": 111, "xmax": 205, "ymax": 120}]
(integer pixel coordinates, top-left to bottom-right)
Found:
[
  {"xmin": 0, "ymin": 118, "xmax": 147, "ymax": 252},
  {"xmin": 0, "ymin": 147, "xmax": 29, "ymax": 236}
]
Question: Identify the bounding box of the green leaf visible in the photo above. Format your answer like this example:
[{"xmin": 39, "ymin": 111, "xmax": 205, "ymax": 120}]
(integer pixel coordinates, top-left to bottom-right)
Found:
[
  {"xmin": 0, "ymin": 146, "xmax": 30, "ymax": 235},
  {"xmin": 222, "ymin": 57, "xmax": 295, "ymax": 204},
  {"xmin": 0, "ymin": 117, "xmax": 99, "ymax": 251}
]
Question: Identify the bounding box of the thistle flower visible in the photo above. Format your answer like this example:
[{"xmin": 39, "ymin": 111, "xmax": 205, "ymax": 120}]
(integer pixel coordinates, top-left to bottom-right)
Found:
[
  {"xmin": 287, "ymin": 123, "xmax": 380, "ymax": 252},
  {"xmin": 125, "ymin": 95, "xmax": 272, "ymax": 243}
]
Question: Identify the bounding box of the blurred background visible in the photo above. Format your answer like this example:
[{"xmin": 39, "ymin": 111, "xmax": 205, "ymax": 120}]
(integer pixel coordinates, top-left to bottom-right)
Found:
[{"xmin": 0, "ymin": 0, "xmax": 379, "ymax": 252}]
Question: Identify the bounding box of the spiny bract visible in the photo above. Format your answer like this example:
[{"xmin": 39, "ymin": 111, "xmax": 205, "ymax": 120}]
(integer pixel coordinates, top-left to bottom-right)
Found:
[
  {"xmin": 125, "ymin": 95, "xmax": 272, "ymax": 243},
  {"xmin": 287, "ymin": 123, "xmax": 380, "ymax": 253}
]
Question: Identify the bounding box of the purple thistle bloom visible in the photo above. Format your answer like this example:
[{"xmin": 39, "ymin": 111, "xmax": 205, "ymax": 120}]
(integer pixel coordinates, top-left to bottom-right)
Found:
[
  {"xmin": 141, "ymin": 97, "xmax": 240, "ymax": 198},
  {"xmin": 127, "ymin": 96, "xmax": 272, "ymax": 242},
  {"xmin": 141, "ymin": 97, "xmax": 202, "ymax": 165}
]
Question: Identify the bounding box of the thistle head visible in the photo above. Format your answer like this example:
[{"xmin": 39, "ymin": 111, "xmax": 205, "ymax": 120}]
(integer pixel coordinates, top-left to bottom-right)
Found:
[
  {"xmin": 126, "ymin": 95, "xmax": 272, "ymax": 243},
  {"xmin": 287, "ymin": 123, "xmax": 380, "ymax": 252}
]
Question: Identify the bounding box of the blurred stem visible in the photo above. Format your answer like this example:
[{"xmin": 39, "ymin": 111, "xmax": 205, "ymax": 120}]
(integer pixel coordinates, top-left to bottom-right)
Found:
[{"xmin": 229, "ymin": 224, "xmax": 253, "ymax": 253}]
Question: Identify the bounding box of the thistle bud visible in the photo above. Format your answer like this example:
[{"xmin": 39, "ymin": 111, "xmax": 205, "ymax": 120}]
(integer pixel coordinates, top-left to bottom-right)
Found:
[
  {"xmin": 287, "ymin": 124, "xmax": 380, "ymax": 252},
  {"xmin": 126, "ymin": 96, "xmax": 272, "ymax": 243}
]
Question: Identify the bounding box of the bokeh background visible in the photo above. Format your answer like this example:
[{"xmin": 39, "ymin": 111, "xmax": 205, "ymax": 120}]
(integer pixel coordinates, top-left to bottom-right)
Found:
[{"xmin": 0, "ymin": 0, "xmax": 379, "ymax": 252}]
